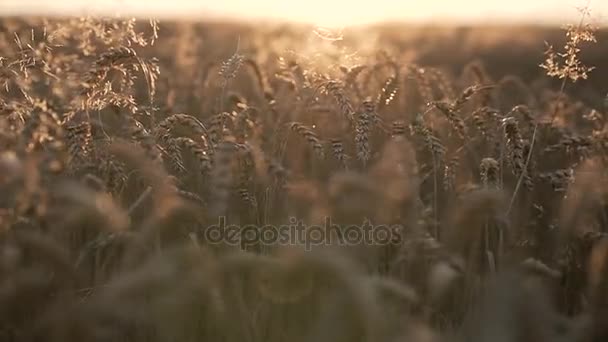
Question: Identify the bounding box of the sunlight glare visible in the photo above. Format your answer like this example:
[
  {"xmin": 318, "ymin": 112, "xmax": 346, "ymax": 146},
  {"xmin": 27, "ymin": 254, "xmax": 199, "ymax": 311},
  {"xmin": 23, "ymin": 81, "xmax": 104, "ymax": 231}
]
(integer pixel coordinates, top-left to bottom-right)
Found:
[{"xmin": 0, "ymin": 0, "xmax": 607, "ymax": 27}]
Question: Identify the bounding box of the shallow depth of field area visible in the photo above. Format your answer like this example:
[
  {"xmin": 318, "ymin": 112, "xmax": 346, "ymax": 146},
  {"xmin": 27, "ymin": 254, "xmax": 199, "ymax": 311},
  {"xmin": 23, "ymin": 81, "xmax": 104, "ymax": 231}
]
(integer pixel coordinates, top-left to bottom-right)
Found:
[{"xmin": 1, "ymin": 5, "xmax": 608, "ymax": 342}]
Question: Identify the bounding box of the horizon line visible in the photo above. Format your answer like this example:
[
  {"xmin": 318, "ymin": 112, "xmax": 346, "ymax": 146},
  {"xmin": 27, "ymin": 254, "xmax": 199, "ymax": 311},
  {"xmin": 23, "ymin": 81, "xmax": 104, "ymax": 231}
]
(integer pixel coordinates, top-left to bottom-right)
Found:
[{"xmin": 1, "ymin": 3, "xmax": 607, "ymax": 28}]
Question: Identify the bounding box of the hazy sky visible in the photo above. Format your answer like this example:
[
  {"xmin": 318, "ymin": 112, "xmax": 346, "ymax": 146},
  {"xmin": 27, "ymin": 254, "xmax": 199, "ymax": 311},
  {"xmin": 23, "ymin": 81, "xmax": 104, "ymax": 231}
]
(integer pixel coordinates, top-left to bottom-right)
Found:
[{"xmin": 1, "ymin": 0, "xmax": 607, "ymax": 26}]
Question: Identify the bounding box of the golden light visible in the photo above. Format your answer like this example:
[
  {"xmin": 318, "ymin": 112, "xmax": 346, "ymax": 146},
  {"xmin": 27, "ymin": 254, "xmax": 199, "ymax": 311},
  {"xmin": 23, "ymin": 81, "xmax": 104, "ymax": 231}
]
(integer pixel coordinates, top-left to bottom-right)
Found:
[{"xmin": 0, "ymin": 0, "xmax": 607, "ymax": 27}]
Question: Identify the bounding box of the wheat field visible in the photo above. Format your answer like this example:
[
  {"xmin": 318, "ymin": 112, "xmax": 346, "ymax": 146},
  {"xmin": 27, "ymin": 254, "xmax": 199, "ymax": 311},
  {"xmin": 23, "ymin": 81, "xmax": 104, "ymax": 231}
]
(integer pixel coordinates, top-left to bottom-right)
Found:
[{"xmin": 1, "ymin": 9, "xmax": 608, "ymax": 342}]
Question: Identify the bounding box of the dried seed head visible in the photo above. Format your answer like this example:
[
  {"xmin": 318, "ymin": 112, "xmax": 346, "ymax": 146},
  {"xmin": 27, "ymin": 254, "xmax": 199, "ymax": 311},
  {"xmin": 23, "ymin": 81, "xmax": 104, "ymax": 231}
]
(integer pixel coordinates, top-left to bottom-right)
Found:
[
  {"xmin": 219, "ymin": 52, "xmax": 244, "ymax": 82},
  {"xmin": 540, "ymin": 14, "xmax": 597, "ymax": 82},
  {"xmin": 325, "ymin": 80, "xmax": 355, "ymax": 123},
  {"xmin": 391, "ymin": 120, "xmax": 407, "ymax": 138},
  {"xmin": 480, "ymin": 158, "xmax": 500, "ymax": 189},
  {"xmin": 289, "ymin": 122, "xmax": 325, "ymax": 159},
  {"xmin": 329, "ymin": 138, "xmax": 349, "ymax": 169},
  {"xmin": 355, "ymin": 99, "xmax": 375, "ymax": 164}
]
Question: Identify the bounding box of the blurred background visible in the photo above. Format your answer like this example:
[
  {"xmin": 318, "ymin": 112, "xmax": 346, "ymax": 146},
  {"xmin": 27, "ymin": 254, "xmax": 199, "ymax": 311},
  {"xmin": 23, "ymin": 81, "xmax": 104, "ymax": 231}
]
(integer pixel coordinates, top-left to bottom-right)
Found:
[
  {"xmin": 2, "ymin": 0, "xmax": 608, "ymax": 341},
  {"xmin": 0, "ymin": 0, "xmax": 607, "ymax": 26}
]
